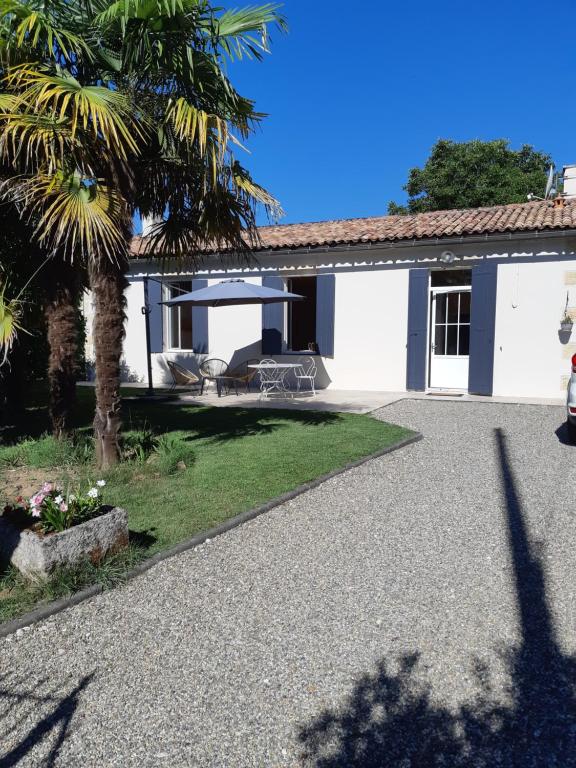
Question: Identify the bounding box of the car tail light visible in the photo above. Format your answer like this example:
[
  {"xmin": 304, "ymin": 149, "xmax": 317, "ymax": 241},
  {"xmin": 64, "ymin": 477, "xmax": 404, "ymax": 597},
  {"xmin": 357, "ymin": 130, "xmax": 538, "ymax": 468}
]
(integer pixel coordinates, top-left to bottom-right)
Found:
[
  {"xmin": 569, "ymin": 407, "xmax": 576, "ymax": 415},
  {"xmin": 572, "ymin": 353, "xmax": 576, "ymax": 373}
]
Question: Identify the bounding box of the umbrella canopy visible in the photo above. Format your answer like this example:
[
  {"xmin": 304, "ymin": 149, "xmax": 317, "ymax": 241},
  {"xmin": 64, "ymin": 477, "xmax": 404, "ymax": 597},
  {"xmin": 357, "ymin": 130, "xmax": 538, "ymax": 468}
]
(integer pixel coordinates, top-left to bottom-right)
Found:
[{"xmin": 161, "ymin": 278, "xmax": 304, "ymax": 307}]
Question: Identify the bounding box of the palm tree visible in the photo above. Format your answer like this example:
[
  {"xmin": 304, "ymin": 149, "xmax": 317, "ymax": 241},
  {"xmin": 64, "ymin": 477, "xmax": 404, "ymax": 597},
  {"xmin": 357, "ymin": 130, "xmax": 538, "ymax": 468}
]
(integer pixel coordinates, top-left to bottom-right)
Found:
[
  {"xmin": 0, "ymin": 167, "xmax": 88, "ymax": 436},
  {"xmin": 0, "ymin": 6, "xmax": 97, "ymax": 436},
  {"xmin": 0, "ymin": 0, "xmax": 285, "ymax": 467},
  {"xmin": 44, "ymin": 259, "xmax": 85, "ymax": 437}
]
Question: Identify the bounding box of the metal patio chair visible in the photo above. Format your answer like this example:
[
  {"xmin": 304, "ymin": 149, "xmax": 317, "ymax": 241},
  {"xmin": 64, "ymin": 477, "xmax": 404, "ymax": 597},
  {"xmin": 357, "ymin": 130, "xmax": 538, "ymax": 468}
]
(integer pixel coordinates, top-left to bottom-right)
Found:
[
  {"xmin": 295, "ymin": 356, "xmax": 317, "ymax": 395},
  {"xmin": 199, "ymin": 358, "xmax": 238, "ymax": 397},
  {"xmin": 227, "ymin": 358, "xmax": 260, "ymax": 393},
  {"xmin": 258, "ymin": 358, "xmax": 286, "ymax": 399}
]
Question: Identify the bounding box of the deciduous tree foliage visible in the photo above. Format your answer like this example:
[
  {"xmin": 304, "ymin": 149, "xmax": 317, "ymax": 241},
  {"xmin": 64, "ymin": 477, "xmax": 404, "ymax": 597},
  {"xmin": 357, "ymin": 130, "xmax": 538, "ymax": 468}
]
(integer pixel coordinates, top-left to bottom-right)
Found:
[{"xmin": 388, "ymin": 139, "xmax": 552, "ymax": 215}]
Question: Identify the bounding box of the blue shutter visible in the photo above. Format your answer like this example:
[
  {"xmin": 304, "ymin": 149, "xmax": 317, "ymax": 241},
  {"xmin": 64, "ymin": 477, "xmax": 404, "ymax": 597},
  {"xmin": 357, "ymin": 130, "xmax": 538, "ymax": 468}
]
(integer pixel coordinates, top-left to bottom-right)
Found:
[
  {"xmin": 261, "ymin": 276, "xmax": 284, "ymax": 354},
  {"xmin": 147, "ymin": 277, "xmax": 163, "ymax": 353},
  {"xmin": 468, "ymin": 262, "xmax": 498, "ymax": 395},
  {"xmin": 315, "ymin": 274, "xmax": 335, "ymax": 357},
  {"xmin": 191, "ymin": 278, "xmax": 209, "ymax": 353},
  {"xmin": 406, "ymin": 268, "xmax": 430, "ymax": 391}
]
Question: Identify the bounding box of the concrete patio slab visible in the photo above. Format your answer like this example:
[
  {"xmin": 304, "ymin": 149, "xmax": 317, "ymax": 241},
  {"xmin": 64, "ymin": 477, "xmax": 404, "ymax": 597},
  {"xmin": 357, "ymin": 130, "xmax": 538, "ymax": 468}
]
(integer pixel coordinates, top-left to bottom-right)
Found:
[
  {"xmin": 81, "ymin": 381, "xmax": 565, "ymax": 414},
  {"xmin": 174, "ymin": 387, "xmax": 564, "ymax": 414}
]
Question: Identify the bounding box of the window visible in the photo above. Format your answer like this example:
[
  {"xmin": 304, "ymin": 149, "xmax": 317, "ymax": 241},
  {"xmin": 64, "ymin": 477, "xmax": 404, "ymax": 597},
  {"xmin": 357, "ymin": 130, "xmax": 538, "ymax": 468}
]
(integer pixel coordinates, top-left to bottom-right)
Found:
[
  {"xmin": 431, "ymin": 269, "xmax": 471, "ymax": 287},
  {"xmin": 287, "ymin": 276, "xmax": 317, "ymax": 352},
  {"xmin": 433, "ymin": 291, "xmax": 470, "ymax": 356},
  {"xmin": 166, "ymin": 281, "xmax": 193, "ymax": 349}
]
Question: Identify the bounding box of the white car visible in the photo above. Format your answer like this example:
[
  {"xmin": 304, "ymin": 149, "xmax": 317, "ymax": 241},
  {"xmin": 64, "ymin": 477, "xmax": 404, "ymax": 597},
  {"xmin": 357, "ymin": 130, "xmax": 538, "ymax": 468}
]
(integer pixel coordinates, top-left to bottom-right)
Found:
[{"xmin": 567, "ymin": 353, "xmax": 576, "ymax": 438}]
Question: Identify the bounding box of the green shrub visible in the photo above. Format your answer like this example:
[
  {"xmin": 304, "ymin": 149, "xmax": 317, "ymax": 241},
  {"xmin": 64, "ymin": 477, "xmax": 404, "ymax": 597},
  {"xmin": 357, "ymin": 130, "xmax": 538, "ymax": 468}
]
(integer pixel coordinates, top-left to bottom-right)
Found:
[
  {"xmin": 0, "ymin": 444, "xmax": 24, "ymax": 468},
  {"xmin": 121, "ymin": 426, "xmax": 155, "ymax": 463},
  {"xmin": 1, "ymin": 434, "xmax": 93, "ymax": 469},
  {"xmin": 153, "ymin": 434, "xmax": 195, "ymax": 475}
]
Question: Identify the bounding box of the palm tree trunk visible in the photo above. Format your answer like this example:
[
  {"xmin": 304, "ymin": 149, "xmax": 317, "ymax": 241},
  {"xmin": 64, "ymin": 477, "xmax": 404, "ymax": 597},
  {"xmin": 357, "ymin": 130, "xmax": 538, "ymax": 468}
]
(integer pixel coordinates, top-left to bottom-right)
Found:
[
  {"xmin": 89, "ymin": 254, "xmax": 129, "ymax": 469},
  {"xmin": 45, "ymin": 261, "xmax": 82, "ymax": 438}
]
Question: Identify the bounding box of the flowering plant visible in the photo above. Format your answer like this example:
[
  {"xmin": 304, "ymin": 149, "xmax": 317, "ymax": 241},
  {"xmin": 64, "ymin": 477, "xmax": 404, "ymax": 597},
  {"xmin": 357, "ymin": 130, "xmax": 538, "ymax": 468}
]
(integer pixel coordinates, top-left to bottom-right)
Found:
[{"xmin": 3, "ymin": 480, "xmax": 107, "ymax": 534}]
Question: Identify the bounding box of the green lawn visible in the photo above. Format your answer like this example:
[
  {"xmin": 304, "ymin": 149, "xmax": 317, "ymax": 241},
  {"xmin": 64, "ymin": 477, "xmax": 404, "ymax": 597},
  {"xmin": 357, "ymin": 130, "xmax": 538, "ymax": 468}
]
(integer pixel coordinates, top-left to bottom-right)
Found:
[{"xmin": 0, "ymin": 386, "xmax": 413, "ymax": 622}]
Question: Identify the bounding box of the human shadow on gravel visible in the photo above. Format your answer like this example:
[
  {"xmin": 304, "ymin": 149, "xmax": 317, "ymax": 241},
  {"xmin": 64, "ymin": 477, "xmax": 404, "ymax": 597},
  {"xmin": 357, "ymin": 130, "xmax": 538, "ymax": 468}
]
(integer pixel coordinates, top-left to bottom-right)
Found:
[
  {"xmin": 299, "ymin": 428, "xmax": 576, "ymax": 766},
  {"xmin": 0, "ymin": 672, "xmax": 94, "ymax": 767}
]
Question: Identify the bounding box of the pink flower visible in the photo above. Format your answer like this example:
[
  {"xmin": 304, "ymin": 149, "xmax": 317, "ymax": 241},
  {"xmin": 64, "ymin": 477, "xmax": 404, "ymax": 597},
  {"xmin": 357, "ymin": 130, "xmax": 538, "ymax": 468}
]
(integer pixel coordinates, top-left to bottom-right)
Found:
[
  {"xmin": 31, "ymin": 508, "xmax": 41, "ymax": 518},
  {"xmin": 59, "ymin": 502, "xmax": 68, "ymax": 513},
  {"xmin": 42, "ymin": 482, "xmax": 53, "ymax": 493},
  {"xmin": 29, "ymin": 493, "xmax": 45, "ymax": 508}
]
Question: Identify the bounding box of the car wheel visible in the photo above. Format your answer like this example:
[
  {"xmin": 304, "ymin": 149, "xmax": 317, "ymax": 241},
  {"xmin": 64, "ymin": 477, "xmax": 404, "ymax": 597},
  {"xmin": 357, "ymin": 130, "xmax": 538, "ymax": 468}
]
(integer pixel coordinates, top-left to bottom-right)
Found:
[{"xmin": 567, "ymin": 420, "xmax": 576, "ymax": 442}]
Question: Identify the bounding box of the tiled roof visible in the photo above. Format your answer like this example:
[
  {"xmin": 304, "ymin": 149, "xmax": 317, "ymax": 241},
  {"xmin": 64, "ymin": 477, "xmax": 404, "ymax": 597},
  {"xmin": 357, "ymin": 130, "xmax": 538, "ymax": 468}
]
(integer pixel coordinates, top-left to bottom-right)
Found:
[{"xmin": 130, "ymin": 200, "xmax": 576, "ymax": 257}]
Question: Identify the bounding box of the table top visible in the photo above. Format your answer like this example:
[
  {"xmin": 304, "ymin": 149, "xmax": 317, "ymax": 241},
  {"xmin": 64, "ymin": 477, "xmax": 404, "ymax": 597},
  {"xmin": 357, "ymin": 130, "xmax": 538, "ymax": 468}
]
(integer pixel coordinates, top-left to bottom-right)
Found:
[{"xmin": 248, "ymin": 363, "xmax": 303, "ymax": 369}]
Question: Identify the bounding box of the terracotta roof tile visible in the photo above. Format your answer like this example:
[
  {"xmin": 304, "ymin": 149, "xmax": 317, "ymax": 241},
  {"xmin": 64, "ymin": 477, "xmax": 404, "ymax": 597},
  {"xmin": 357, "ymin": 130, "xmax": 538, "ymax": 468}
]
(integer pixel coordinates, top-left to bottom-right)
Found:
[{"xmin": 130, "ymin": 200, "xmax": 576, "ymax": 258}]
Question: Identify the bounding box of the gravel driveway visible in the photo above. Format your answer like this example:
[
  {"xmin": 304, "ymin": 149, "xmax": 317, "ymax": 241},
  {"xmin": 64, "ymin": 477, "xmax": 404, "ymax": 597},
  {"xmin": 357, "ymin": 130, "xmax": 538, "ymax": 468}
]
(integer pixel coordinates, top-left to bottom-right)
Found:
[{"xmin": 1, "ymin": 400, "xmax": 576, "ymax": 767}]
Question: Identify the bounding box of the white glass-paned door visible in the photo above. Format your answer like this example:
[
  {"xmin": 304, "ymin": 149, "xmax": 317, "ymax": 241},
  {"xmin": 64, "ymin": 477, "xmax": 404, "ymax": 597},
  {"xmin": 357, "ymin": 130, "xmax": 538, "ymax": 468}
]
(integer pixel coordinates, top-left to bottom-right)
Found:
[{"xmin": 429, "ymin": 288, "xmax": 471, "ymax": 390}]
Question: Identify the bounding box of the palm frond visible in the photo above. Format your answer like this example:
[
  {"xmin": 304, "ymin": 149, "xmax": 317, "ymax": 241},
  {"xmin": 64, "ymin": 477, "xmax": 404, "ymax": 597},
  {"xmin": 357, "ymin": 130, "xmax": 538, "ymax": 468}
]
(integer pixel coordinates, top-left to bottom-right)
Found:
[
  {"xmin": 135, "ymin": 153, "xmax": 283, "ymax": 263},
  {"xmin": 0, "ymin": 0, "xmax": 93, "ymax": 61},
  {"xmin": 232, "ymin": 161, "xmax": 283, "ymax": 220},
  {"xmin": 0, "ymin": 93, "xmax": 19, "ymax": 111},
  {"xmin": 2, "ymin": 170, "xmax": 129, "ymax": 262},
  {"xmin": 144, "ymin": 193, "xmax": 255, "ymax": 265},
  {"xmin": 0, "ymin": 282, "xmax": 26, "ymax": 365},
  {"xmin": 211, "ymin": 4, "xmax": 287, "ymax": 61},
  {"xmin": 6, "ymin": 66, "xmax": 142, "ymax": 158},
  {"xmin": 0, "ymin": 111, "xmax": 73, "ymax": 171},
  {"xmin": 93, "ymin": 0, "xmax": 190, "ymax": 27},
  {"xmin": 165, "ymin": 96, "xmax": 232, "ymax": 158}
]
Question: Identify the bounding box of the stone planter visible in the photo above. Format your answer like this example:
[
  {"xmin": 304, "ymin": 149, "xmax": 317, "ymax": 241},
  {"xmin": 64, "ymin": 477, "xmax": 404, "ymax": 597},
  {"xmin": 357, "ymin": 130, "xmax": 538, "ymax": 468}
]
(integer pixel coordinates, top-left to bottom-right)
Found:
[{"xmin": 0, "ymin": 506, "xmax": 128, "ymax": 580}]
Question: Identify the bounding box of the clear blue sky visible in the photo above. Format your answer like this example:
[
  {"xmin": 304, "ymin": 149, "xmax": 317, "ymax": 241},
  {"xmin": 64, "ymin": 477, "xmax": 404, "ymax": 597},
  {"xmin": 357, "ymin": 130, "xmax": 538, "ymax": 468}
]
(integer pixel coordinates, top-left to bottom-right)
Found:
[{"xmin": 224, "ymin": 0, "xmax": 576, "ymax": 225}]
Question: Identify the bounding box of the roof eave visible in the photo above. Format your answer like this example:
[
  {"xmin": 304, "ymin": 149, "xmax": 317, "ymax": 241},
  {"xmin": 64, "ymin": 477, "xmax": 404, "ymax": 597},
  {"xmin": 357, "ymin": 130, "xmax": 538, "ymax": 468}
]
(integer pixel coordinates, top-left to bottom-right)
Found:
[
  {"xmin": 130, "ymin": 226, "xmax": 576, "ymax": 262},
  {"xmin": 193, "ymin": 227, "xmax": 576, "ymax": 260}
]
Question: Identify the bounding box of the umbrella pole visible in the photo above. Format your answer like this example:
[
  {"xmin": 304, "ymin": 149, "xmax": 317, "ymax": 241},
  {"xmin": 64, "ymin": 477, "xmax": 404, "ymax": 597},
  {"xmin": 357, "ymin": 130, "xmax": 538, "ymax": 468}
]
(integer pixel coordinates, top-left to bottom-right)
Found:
[{"xmin": 142, "ymin": 277, "xmax": 154, "ymax": 396}]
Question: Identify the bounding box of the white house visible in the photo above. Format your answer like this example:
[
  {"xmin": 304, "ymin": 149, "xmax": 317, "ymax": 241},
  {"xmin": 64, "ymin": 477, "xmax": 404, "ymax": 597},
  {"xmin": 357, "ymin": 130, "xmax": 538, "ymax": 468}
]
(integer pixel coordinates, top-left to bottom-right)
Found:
[{"xmin": 84, "ymin": 168, "xmax": 576, "ymax": 400}]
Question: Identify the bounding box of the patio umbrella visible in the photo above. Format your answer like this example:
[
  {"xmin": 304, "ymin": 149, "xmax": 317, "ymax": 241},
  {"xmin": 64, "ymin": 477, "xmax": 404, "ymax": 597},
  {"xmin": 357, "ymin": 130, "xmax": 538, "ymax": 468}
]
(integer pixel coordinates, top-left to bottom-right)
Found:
[{"xmin": 160, "ymin": 278, "xmax": 304, "ymax": 307}]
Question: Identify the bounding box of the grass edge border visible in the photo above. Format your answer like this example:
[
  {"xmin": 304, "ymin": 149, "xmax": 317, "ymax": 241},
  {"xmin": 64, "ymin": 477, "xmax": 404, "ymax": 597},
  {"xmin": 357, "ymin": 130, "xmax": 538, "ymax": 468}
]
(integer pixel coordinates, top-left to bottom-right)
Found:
[{"xmin": 0, "ymin": 430, "xmax": 423, "ymax": 639}]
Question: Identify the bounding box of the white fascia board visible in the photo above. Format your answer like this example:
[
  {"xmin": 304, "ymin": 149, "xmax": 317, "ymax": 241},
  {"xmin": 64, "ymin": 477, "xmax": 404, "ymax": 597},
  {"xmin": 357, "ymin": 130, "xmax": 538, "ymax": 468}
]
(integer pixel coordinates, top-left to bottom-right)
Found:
[{"xmin": 128, "ymin": 232, "xmax": 576, "ymax": 281}]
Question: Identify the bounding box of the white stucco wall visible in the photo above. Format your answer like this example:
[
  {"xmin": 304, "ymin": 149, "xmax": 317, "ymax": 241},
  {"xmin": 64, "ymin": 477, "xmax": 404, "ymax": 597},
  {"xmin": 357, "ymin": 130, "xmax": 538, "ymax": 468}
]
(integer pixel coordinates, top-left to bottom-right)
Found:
[
  {"xmin": 81, "ymin": 291, "xmax": 95, "ymax": 374},
  {"xmin": 122, "ymin": 279, "xmax": 148, "ymax": 382},
  {"xmin": 82, "ymin": 279, "xmax": 151, "ymax": 383},
  {"xmin": 323, "ymin": 268, "xmax": 409, "ymax": 391},
  {"xmin": 82, "ymin": 236, "xmax": 576, "ymax": 398},
  {"xmin": 493, "ymin": 260, "xmax": 576, "ymax": 399}
]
